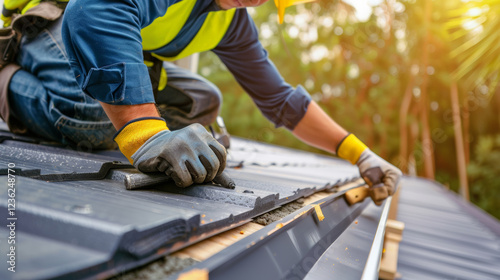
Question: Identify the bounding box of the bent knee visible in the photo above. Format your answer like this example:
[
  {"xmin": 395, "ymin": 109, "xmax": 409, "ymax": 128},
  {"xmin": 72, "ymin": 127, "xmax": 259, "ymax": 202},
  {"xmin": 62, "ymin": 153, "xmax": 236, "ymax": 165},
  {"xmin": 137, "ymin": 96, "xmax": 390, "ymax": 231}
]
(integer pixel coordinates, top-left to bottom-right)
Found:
[
  {"xmin": 56, "ymin": 117, "xmax": 117, "ymax": 150},
  {"xmin": 203, "ymin": 82, "xmax": 222, "ymax": 108}
]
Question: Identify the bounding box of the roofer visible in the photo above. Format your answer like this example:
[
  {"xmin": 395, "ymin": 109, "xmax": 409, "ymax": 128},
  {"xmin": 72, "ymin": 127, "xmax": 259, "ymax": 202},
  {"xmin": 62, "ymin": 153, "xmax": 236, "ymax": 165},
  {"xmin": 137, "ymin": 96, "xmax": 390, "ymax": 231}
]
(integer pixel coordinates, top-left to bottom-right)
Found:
[{"xmin": 0, "ymin": 0, "xmax": 401, "ymax": 205}]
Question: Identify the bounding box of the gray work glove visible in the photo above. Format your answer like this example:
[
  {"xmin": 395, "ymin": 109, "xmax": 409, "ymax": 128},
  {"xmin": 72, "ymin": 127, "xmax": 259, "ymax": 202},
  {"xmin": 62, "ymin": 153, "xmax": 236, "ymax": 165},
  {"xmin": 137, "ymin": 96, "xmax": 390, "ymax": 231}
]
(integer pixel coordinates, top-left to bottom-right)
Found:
[
  {"xmin": 132, "ymin": 123, "xmax": 234, "ymax": 188},
  {"xmin": 356, "ymin": 149, "xmax": 402, "ymax": 205}
]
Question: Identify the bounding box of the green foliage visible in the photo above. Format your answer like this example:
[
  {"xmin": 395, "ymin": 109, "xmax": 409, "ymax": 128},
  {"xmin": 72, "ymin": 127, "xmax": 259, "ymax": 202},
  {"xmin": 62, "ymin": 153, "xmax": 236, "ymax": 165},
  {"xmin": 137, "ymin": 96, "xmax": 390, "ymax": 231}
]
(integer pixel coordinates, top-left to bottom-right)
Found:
[
  {"xmin": 198, "ymin": 1, "xmax": 500, "ymax": 218},
  {"xmin": 467, "ymin": 135, "xmax": 500, "ymax": 219}
]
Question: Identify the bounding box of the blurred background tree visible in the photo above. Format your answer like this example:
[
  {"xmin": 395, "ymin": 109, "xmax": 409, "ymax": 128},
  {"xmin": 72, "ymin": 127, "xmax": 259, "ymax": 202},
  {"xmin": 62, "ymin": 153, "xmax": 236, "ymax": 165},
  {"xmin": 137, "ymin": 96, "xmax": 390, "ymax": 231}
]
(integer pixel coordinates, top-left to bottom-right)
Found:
[{"xmin": 198, "ymin": 0, "xmax": 500, "ymax": 219}]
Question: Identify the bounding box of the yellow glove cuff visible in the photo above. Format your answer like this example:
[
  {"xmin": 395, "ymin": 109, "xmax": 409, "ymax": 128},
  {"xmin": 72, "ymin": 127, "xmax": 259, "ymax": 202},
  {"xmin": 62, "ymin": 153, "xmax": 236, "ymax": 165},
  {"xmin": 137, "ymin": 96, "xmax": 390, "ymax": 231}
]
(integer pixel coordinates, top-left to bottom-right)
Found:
[
  {"xmin": 114, "ymin": 118, "xmax": 169, "ymax": 163},
  {"xmin": 336, "ymin": 134, "xmax": 368, "ymax": 165}
]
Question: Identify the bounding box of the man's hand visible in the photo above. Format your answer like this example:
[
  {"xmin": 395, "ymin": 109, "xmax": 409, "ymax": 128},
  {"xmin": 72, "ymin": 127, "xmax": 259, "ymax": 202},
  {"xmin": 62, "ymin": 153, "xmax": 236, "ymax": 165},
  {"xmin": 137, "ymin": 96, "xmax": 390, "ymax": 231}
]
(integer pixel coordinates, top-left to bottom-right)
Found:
[
  {"xmin": 133, "ymin": 124, "xmax": 228, "ymax": 187},
  {"xmin": 115, "ymin": 118, "xmax": 233, "ymax": 188},
  {"xmin": 356, "ymin": 149, "xmax": 402, "ymax": 205},
  {"xmin": 337, "ymin": 133, "xmax": 402, "ymax": 205}
]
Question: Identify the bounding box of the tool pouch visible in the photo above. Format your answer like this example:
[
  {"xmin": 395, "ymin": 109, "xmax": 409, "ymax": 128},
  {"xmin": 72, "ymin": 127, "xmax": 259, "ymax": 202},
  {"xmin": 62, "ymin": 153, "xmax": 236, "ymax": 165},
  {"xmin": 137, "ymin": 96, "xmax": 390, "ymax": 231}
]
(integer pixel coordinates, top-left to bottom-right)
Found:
[
  {"xmin": 11, "ymin": 2, "xmax": 63, "ymax": 38},
  {"xmin": 0, "ymin": 27, "xmax": 18, "ymax": 68},
  {"xmin": 0, "ymin": 1, "xmax": 63, "ymax": 134}
]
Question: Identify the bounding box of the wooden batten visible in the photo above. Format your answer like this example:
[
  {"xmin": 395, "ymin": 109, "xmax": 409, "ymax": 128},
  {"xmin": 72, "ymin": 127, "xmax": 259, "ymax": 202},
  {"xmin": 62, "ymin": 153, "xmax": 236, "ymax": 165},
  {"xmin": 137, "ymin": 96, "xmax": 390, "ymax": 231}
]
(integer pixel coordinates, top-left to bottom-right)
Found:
[{"xmin": 380, "ymin": 185, "xmax": 405, "ymax": 280}]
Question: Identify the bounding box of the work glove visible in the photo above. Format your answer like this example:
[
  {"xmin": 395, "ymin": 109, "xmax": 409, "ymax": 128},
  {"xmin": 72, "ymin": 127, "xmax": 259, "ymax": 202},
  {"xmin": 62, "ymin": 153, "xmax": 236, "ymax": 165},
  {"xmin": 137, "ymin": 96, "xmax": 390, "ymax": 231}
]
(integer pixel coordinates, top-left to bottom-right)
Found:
[
  {"xmin": 337, "ymin": 133, "xmax": 402, "ymax": 205},
  {"xmin": 115, "ymin": 117, "xmax": 234, "ymax": 188}
]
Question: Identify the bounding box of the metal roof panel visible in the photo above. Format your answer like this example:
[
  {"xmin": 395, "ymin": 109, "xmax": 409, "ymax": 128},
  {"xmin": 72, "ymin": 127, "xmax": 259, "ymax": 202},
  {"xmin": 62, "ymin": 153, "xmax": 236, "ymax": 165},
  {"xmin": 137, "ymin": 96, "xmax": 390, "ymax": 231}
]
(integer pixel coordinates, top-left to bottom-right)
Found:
[
  {"xmin": 397, "ymin": 177, "xmax": 500, "ymax": 280},
  {"xmin": 0, "ymin": 129, "xmax": 361, "ymax": 280}
]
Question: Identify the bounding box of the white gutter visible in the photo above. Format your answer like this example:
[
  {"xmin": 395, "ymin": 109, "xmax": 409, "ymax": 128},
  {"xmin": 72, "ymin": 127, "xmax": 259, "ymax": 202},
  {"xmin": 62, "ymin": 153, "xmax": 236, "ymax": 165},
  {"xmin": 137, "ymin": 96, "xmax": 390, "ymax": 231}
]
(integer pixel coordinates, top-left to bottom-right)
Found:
[{"xmin": 360, "ymin": 196, "xmax": 392, "ymax": 280}]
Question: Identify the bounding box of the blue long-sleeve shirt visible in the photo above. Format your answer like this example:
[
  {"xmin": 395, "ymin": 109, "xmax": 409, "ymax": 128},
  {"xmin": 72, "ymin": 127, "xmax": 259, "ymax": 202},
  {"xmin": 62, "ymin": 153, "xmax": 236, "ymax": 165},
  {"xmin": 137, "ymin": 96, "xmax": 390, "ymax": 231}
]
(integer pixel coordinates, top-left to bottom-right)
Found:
[{"xmin": 62, "ymin": 0, "xmax": 311, "ymax": 130}]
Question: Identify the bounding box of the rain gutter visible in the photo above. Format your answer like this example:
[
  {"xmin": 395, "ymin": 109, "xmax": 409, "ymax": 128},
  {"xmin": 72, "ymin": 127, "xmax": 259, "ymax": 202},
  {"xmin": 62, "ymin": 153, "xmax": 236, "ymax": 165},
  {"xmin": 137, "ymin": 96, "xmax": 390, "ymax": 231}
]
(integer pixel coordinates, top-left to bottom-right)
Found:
[
  {"xmin": 360, "ymin": 196, "xmax": 392, "ymax": 280},
  {"xmin": 173, "ymin": 183, "xmax": 370, "ymax": 280}
]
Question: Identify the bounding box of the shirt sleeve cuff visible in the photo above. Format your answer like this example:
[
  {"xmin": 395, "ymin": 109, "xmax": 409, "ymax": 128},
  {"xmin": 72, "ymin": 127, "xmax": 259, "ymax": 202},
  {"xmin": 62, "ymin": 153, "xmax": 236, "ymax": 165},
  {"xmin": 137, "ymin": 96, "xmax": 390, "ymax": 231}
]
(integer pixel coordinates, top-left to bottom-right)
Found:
[
  {"xmin": 273, "ymin": 85, "xmax": 312, "ymax": 130},
  {"xmin": 82, "ymin": 62, "xmax": 155, "ymax": 105}
]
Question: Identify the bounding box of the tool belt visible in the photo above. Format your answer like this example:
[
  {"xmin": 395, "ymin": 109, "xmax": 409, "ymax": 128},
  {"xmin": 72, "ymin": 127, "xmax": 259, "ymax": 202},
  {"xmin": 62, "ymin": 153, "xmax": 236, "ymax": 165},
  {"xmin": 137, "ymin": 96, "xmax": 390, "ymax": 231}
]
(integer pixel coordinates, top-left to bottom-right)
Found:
[
  {"xmin": 0, "ymin": 1, "xmax": 64, "ymax": 66},
  {"xmin": 0, "ymin": 27, "xmax": 18, "ymax": 68}
]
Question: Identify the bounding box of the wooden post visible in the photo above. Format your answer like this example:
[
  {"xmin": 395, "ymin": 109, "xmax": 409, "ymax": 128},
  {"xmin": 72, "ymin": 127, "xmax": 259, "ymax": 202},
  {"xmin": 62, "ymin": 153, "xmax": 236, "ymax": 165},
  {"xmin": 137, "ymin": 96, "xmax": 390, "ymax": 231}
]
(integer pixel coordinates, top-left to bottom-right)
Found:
[
  {"xmin": 379, "ymin": 219, "xmax": 405, "ymax": 280},
  {"xmin": 388, "ymin": 185, "xmax": 402, "ymax": 221},
  {"xmin": 380, "ymin": 183, "xmax": 404, "ymax": 279}
]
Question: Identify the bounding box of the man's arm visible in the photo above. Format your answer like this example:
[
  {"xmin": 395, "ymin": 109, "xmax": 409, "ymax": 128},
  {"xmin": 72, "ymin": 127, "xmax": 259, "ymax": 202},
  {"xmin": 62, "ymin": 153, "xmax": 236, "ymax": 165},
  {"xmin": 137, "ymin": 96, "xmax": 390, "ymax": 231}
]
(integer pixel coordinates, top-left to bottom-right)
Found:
[
  {"xmin": 214, "ymin": 10, "xmax": 401, "ymax": 204},
  {"xmin": 294, "ymin": 101, "xmax": 402, "ymax": 205},
  {"xmin": 62, "ymin": 0, "xmax": 231, "ymax": 188},
  {"xmin": 292, "ymin": 101, "xmax": 348, "ymax": 153},
  {"xmin": 99, "ymin": 103, "xmax": 160, "ymax": 130},
  {"xmin": 100, "ymin": 102, "xmax": 231, "ymax": 189}
]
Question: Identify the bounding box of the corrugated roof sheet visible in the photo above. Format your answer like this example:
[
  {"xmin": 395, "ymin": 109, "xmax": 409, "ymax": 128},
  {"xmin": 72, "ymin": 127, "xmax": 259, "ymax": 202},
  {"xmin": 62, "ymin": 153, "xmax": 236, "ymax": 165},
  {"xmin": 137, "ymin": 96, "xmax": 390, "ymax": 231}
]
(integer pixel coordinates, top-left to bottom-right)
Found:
[{"xmin": 397, "ymin": 177, "xmax": 500, "ymax": 280}]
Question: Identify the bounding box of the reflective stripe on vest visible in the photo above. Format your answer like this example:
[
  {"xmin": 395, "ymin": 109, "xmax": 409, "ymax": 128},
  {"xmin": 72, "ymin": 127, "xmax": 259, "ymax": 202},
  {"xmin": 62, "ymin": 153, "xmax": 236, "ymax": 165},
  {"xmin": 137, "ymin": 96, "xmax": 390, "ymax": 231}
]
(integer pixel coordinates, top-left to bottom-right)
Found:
[{"xmin": 141, "ymin": 0, "xmax": 235, "ymax": 61}]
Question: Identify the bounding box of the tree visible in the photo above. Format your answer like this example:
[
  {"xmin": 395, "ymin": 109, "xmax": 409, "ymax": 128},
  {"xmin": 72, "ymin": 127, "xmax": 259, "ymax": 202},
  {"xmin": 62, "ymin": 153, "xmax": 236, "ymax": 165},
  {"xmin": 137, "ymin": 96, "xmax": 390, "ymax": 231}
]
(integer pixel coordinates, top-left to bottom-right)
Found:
[
  {"xmin": 445, "ymin": 0, "xmax": 500, "ymax": 200},
  {"xmin": 197, "ymin": 0, "xmax": 500, "ymax": 218}
]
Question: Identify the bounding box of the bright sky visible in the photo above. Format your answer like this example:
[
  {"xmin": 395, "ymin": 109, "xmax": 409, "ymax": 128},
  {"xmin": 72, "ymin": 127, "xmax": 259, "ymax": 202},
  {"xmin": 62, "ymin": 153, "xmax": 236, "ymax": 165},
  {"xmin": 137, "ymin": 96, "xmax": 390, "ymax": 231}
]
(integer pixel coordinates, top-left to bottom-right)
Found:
[{"xmin": 342, "ymin": 0, "xmax": 384, "ymax": 21}]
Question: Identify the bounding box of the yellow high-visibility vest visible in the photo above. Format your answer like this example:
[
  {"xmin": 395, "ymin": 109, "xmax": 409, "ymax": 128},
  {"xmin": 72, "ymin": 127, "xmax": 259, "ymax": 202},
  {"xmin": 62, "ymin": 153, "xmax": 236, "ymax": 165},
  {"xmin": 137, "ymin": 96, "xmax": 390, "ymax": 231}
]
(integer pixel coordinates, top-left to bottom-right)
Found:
[{"xmin": 141, "ymin": 0, "xmax": 235, "ymax": 62}]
